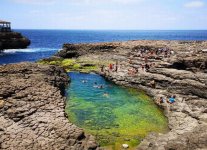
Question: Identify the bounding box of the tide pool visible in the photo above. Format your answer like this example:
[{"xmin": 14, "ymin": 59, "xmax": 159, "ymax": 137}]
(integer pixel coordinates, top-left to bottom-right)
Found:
[{"xmin": 65, "ymin": 72, "xmax": 168, "ymax": 149}]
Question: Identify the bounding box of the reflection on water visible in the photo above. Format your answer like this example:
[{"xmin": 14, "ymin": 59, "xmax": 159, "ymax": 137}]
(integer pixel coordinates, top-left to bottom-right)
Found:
[{"xmin": 66, "ymin": 72, "xmax": 168, "ymax": 149}]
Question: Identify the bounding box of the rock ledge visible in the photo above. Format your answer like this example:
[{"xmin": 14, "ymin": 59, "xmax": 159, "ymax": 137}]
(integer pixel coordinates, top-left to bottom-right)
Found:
[{"xmin": 0, "ymin": 62, "xmax": 98, "ymax": 150}]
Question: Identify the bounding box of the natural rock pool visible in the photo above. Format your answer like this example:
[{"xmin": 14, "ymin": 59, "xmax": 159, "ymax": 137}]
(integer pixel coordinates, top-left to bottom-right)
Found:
[{"xmin": 66, "ymin": 72, "xmax": 168, "ymax": 149}]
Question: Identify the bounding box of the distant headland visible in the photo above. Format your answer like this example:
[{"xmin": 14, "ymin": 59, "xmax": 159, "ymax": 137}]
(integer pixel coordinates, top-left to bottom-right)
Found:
[{"xmin": 0, "ymin": 20, "xmax": 30, "ymax": 51}]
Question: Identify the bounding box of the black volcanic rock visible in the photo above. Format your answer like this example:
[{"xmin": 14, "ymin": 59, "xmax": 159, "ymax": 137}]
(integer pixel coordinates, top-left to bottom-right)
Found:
[
  {"xmin": 55, "ymin": 43, "xmax": 119, "ymax": 59},
  {"xmin": 0, "ymin": 32, "xmax": 30, "ymax": 50}
]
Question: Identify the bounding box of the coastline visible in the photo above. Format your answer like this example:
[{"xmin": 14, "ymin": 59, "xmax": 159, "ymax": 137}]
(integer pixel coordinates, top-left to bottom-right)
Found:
[
  {"xmin": 41, "ymin": 40, "xmax": 207, "ymax": 149},
  {"xmin": 0, "ymin": 40, "xmax": 207, "ymax": 150}
]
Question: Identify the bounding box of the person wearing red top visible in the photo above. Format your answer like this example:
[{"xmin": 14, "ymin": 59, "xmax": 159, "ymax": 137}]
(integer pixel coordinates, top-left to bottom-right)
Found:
[{"xmin": 109, "ymin": 63, "xmax": 113, "ymax": 70}]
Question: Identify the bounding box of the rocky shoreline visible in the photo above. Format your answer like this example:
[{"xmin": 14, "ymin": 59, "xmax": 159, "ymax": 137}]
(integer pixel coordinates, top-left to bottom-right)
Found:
[
  {"xmin": 0, "ymin": 40, "xmax": 207, "ymax": 150},
  {"xmin": 0, "ymin": 63, "xmax": 98, "ymax": 150},
  {"xmin": 43, "ymin": 40, "xmax": 207, "ymax": 149},
  {"xmin": 0, "ymin": 32, "xmax": 30, "ymax": 51}
]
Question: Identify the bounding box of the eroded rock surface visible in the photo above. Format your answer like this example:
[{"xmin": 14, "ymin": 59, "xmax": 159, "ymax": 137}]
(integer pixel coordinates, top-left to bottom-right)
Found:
[
  {"xmin": 0, "ymin": 63, "xmax": 98, "ymax": 150},
  {"xmin": 98, "ymin": 41, "xmax": 207, "ymax": 150},
  {"xmin": 53, "ymin": 40, "xmax": 207, "ymax": 150}
]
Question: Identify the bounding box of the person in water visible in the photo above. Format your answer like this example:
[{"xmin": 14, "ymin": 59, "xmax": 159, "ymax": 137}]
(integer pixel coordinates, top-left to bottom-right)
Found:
[
  {"xmin": 82, "ymin": 80, "xmax": 87, "ymax": 83},
  {"xmin": 93, "ymin": 82, "xmax": 98, "ymax": 88},
  {"xmin": 103, "ymin": 92, "xmax": 109, "ymax": 98},
  {"xmin": 99, "ymin": 85, "xmax": 104, "ymax": 89}
]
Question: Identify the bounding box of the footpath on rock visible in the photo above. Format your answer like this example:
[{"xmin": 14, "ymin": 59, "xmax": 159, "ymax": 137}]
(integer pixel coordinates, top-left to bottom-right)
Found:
[
  {"xmin": 42, "ymin": 40, "xmax": 207, "ymax": 150},
  {"xmin": 0, "ymin": 63, "xmax": 98, "ymax": 150}
]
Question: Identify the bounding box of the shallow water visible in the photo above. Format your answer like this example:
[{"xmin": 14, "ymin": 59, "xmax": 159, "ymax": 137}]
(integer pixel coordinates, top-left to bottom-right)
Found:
[{"xmin": 66, "ymin": 72, "xmax": 168, "ymax": 149}]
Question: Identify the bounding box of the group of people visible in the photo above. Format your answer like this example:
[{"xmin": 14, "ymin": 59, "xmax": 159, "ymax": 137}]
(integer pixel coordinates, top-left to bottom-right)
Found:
[
  {"xmin": 100, "ymin": 61, "xmax": 119, "ymax": 74},
  {"xmin": 93, "ymin": 82, "xmax": 104, "ymax": 89},
  {"xmin": 134, "ymin": 47, "xmax": 173, "ymax": 59},
  {"xmin": 157, "ymin": 95, "xmax": 176, "ymax": 104},
  {"xmin": 109, "ymin": 61, "xmax": 118, "ymax": 72},
  {"xmin": 81, "ymin": 80, "xmax": 110, "ymax": 97},
  {"xmin": 127, "ymin": 47, "xmax": 174, "ymax": 75}
]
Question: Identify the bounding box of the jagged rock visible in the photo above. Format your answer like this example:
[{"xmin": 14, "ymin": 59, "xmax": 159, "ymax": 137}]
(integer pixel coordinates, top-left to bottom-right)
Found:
[
  {"xmin": 54, "ymin": 43, "xmax": 119, "ymax": 59},
  {"xmin": 0, "ymin": 32, "xmax": 30, "ymax": 50},
  {"xmin": 0, "ymin": 62, "xmax": 98, "ymax": 150}
]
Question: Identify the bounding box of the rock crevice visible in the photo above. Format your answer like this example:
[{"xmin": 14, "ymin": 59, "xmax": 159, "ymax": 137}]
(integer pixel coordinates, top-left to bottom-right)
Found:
[{"xmin": 0, "ymin": 63, "xmax": 98, "ymax": 150}]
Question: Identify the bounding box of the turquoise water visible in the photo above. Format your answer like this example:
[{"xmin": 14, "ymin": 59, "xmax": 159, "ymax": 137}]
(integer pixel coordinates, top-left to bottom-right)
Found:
[{"xmin": 66, "ymin": 72, "xmax": 168, "ymax": 149}]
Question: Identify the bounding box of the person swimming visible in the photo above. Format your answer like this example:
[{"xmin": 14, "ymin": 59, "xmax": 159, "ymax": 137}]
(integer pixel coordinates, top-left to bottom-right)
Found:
[
  {"xmin": 93, "ymin": 82, "xmax": 98, "ymax": 88},
  {"xmin": 98, "ymin": 85, "xmax": 104, "ymax": 89},
  {"xmin": 103, "ymin": 92, "xmax": 109, "ymax": 98},
  {"xmin": 82, "ymin": 80, "xmax": 87, "ymax": 83}
]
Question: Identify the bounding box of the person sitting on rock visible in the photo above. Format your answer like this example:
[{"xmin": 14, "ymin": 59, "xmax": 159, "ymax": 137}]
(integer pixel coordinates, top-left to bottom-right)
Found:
[
  {"xmin": 168, "ymin": 95, "xmax": 176, "ymax": 104},
  {"xmin": 128, "ymin": 68, "xmax": 133, "ymax": 75},
  {"xmin": 157, "ymin": 97, "xmax": 165, "ymax": 104},
  {"xmin": 145, "ymin": 63, "xmax": 150, "ymax": 72},
  {"xmin": 134, "ymin": 67, "xmax": 138, "ymax": 74},
  {"xmin": 150, "ymin": 80, "xmax": 156, "ymax": 88}
]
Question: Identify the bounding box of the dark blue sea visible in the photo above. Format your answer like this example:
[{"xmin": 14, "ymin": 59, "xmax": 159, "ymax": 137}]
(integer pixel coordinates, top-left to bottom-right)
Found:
[{"xmin": 1, "ymin": 30, "xmax": 207, "ymax": 65}]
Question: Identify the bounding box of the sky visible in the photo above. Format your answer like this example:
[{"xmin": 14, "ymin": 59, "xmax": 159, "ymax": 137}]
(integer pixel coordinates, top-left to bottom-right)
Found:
[{"xmin": 0, "ymin": 0, "xmax": 207, "ymax": 30}]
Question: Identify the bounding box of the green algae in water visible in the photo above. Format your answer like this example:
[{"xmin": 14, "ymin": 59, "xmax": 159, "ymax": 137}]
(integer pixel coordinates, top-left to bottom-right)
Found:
[{"xmin": 65, "ymin": 72, "xmax": 168, "ymax": 149}]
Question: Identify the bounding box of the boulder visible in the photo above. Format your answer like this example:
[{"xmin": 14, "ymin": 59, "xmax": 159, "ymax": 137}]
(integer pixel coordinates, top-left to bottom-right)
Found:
[{"xmin": 0, "ymin": 32, "xmax": 30, "ymax": 50}]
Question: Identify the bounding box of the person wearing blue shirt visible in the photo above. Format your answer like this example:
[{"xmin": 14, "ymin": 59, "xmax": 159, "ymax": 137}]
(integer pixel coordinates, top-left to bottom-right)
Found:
[{"xmin": 169, "ymin": 95, "xmax": 176, "ymax": 104}]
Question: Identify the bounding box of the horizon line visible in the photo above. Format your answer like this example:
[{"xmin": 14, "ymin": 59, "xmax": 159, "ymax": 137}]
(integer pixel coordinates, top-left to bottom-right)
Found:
[{"xmin": 13, "ymin": 28, "xmax": 207, "ymax": 31}]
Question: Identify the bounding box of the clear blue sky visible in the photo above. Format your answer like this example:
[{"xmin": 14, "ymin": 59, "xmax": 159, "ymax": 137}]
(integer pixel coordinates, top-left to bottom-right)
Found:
[{"xmin": 1, "ymin": 0, "xmax": 207, "ymax": 30}]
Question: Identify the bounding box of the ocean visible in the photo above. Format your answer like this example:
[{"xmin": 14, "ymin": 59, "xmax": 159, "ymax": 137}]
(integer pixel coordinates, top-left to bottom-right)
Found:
[{"xmin": 1, "ymin": 30, "xmax": 207, "ymax": 65}]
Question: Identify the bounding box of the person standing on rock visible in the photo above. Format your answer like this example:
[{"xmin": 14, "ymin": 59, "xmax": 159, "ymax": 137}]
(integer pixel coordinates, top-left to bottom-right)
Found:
[
  {"xmin": 141, "ymin": 64, "xmax": 145, "ymax": 71},
  {"xmin": 144, "ymin": 55, "xmax": 148, "ymax": 63},
  {"xmin": 109, "ymin": 63, "xmax": 113, "ymax": 71},
  {"xmin": 115, "ymin": 61, "xmax": 118, "ymax": 72},
  {"xmin": 101, "ymin": 65, "xmax": 104, "ymax": 72}
]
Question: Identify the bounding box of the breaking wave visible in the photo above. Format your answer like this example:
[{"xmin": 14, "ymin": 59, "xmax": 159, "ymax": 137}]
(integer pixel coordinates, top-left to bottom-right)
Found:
[{"xmin": 3, "ymin": 48, "xmax": 58, "ymax": 54}]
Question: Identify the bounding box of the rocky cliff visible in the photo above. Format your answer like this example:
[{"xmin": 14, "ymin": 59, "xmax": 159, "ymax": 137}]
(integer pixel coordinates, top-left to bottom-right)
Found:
[
  {"xmin": 0, "ymin": 63, "xmax": 98, "ymax": 150},
  {"xmin": 48, "ymin": 40, "xmax": 207, "ymax": 150},
  {"xmin": 0, "ymin": 32, "xmax": 30, "ymax": 50}
]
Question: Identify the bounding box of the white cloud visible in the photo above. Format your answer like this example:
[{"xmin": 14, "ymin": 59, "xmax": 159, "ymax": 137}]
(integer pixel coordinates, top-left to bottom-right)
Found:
[{"xmin": 184, "ymin": 1, "xmax": 204, "ymax": 8}]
